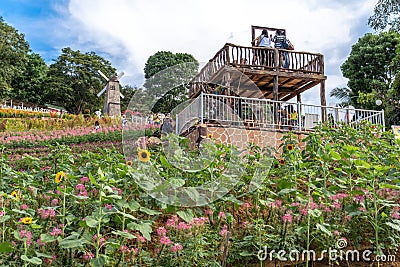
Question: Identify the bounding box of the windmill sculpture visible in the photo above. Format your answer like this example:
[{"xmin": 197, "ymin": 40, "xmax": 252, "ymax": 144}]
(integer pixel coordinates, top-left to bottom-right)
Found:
[{"xmin": 97, "ymin": 70, "xmax": 125, "ymax": 117}]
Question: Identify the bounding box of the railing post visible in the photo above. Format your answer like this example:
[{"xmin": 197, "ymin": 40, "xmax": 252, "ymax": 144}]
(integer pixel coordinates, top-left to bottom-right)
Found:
[
  {"xmin": 225, "ymin": 45, "xmax": 230, "ymax": 65},
  {"xmin": 297, "ymin": 102, "xmax": 302, "ymax": 131},
  {"xmin": 200, "ymin": 92, "xmax": 204, "ymax": 124},
  {"xmin": 381, "ymin": 109, "xmax": 385, "ymax": 131}
]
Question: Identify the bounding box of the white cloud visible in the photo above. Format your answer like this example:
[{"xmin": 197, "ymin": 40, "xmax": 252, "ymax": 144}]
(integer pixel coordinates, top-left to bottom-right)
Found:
[{"xmin": 56, "ymin": 0, "xmax": 375, "ymax": 104}]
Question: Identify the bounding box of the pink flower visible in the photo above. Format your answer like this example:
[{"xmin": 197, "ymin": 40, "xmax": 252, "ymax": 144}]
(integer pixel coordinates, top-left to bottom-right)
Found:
[
  {"xmin": 80, "ymin": 177, "xmax": 89, "ymax": 183},
  {"xmin": 50, "ymin": 227, "xmax": 62, "ymax": 237},
  {"xmin": 137, "ymin": 235, "xmax": 146, "ymax": 243},
  {"xmin": 51, "ymin": 199, "xmax": 59, "ymax": 206},
  {"xmin": 282, "ymin": 213, "xmax": 293, "ymax": 224},
  {"xmin": 242, "ymin": 221, "xmax": 251, "ymax": 227},
  {"xmin": 38, "ymin": 208, "xmax": 56, "ymax": 220},
  {"xmin": 157, "ymin": 226, "xmax": 167, "ymax": 236},
  {"xmin": 358, "ymin": 206, "xmax": 367, "ymax": 212},
  {"xmin": 272, "ymin": 200, "xmax": 282, "ymax": 209},
  {"xmin": 390, "ymin": 211, "xmax": 400, "ymax": 219},
  {"xmin": 75, "ymin": 184, "xmax": 85, "ymax": 191},
  {"xmin": 104, "ymin": 204, "xmax": 113, "ymax": 210},
  {"xmin": 190, "ymin": 217, "xmax": 208, "ymax": 227},
  {"xmin": 332, "ymin": 201, "xmax": 341, "ymax": 209},
  {"xmin": 112, "ymin": 187, "xmax": 123, "ymax": 195},
  {"xmin": 177, "ymin": 222, "xmax": 191, "ymax": 230},
  {"xmin": 159, "ymin": 235, "xmax": 171, "ymax": 245},
  {"xmin": 300, "ymin": 207, "xmax": 308, "ymax": 216},
  {"xmin": 334, "ymin": 230, "xmax": 340, "ymax": 236},
  {"xmin": 171, "ymin": 243, "xmax": 183, "ymax": 252},
  {"xmin": 78, "ymin": 190, "xmax": 88, "ymax": 197},
  {"xmin": 83, "ymin": 252, "xmax": 94, "ymax": 261},
  {"xmin": 166, "ymin": 217, "xmax": 177, "ymax": 228},
  {"xmin": 353, "ymin": 195, "xmax": 364, "ymax": 203},
  {"xmin": 218, "ymin": 211, "xmax": 226, "ymax": 219},
  {"xmin": 37, "ymin": 238, "xmax": 46, "ymax": 246},
  {"xmin": 20, "ymin": 230, "xmax": 32, "ymax": 245},
  {"xmin": 93, "ymin": 235, "xmax": 105, "ymax": 246},
  {"xmin": 20, "ymin": 204, "xmax": 28, "ymax": 210},
  {"xmin": 205, "ymin": 209, "xmax": 213, "ymax": 216},
  {"xmin": 219, "ymin": 224, "xmax": 229, "ymax": 236},
  {"xmin": 242, "ymin": 202, "xmax": 251, "ymax": 209},
  {"xmin": 120, "ymin": 245, "xmax": 130, "ymax": 253},
  {"xmin": 309, "ymin": 202, "xmax": 318, "ymax": 210}
]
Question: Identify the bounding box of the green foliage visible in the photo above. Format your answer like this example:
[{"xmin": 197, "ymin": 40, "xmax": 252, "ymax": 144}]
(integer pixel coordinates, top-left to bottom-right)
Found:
[
  {"xmin": 337, "ymin": 31, "xmax": 400, "ymax": 125},
  {"xmin": 43, "ymin": 47, "xmax": 116, "ymax": 114},
  {"xmin": 0, "ymin": 17, "xmax": 30, "ymax": 98},
  {"xmin": 142, "ymin": 51, "xmax": 199, "ymax": 114},
  {"xmin": 10, "ymin": 53, "xmax": 48, "ymax": 104},
  {"xmin": 369, "ymin": 0, "xmax": 400, "ymax": 32}
]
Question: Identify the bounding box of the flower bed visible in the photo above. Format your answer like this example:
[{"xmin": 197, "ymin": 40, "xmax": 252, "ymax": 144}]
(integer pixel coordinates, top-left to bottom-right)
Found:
[{"xmin": 0, "ymin": 123, "xmax": 399, "ymax": 266}]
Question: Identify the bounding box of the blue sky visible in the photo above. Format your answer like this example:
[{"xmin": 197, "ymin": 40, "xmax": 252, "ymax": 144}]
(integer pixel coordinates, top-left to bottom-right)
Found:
[{"xmin": 0, "ymin": 0, "xmax": 377, "ymax": 105}]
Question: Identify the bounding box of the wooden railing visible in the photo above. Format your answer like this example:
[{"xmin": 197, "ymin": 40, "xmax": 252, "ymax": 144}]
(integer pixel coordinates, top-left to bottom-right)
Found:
[{"xmin": 190, "ymin": 43, "xmax": 324, "ymax": 96}]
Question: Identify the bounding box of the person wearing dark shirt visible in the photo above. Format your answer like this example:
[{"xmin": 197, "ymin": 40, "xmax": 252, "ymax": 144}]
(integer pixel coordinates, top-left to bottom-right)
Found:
[{"xmin": 273, "ymin": 30, "xmax": 290, "ymax": 68}]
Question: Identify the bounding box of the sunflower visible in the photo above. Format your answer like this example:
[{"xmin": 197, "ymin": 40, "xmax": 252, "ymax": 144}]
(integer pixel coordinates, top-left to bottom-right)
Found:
[
  {"xmin": 279, "ymin": 159, "xmax": 285, "ymax": 165},
  {"xmin": 207, "ymin": 133, "xmax": 213, "ymax": 138},
  {"xmin": 138, "ymin": 149, "xmax": 150, "ymax": 163},
  {"xmin": 286, "ymin": 144, "xmax": 294, "ymax": 151},
  {"xmin": 126, "ymin": 160, "xmax": 133, "ymax": 166},
  {"xmin": 55, "ymin": 171, "xmax": 65, "ymax": 183},
  {"xmin": 10, "ymin": 191, "xmax": 18, "ymax": 199},
  {"xmin": 21, "ymin": 217, "xmax": 33, "ymax": 225}
]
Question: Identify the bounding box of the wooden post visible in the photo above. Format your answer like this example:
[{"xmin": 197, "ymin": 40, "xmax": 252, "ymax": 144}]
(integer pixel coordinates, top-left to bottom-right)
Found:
[
  {"xmin": 296, "ymin": 93, "xmax": 301, "ymax": 103},
  {"xmin": 273, "ymin": 49, "xmax": 280, "ymax": 101},
  {"xmin": 273, "ymin": 76, "xmax": 279, "ymax": 101}
]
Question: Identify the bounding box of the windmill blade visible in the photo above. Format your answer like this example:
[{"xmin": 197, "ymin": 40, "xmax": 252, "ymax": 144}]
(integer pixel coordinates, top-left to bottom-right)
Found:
[
  {"xmin": 98, "ymin": 70, "xmax": 109, "ymax": 81},
  {"xmin": 120, "ymin": 92, "xmax": 125, "ymax": 99},
  {"xmin": 117, "ymin": 71, "xmax": 125, "ymax": 79},
  {"xmin": 97, "ymin": 85, "xmax": 107, "ymax": 97}
]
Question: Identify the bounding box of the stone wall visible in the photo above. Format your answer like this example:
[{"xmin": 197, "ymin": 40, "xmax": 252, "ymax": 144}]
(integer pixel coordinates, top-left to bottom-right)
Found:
[{"xmin": 183, "ymin": 124, "xmax": 307, "ymax": 151}]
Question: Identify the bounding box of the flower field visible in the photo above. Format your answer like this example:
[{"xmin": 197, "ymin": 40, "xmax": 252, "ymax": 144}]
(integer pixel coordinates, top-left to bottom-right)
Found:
[{"xmin": 0, "ymin": 123, "xmax": 400, "ymax": 266}]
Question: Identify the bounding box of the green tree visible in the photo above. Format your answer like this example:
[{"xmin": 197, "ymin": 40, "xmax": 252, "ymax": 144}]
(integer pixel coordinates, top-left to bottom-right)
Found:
[
  {"xmin": 369, "ymin": 0, "xmax": 400, "ymax": 32},
  {"xmin": 143, "ymin": 51, "xmax": 198, "ymax": 114},
  {"xmin": 11, "ymin": 53, "xmax": 48, "ymax": 104},
  {"xmin": 123, "ymin": 86, "xmax": 153, "ymax": 115},
  {"xmin": 44, "ymin": 47, "xmax": 116, "ymax": 114},
  {"xmin": 333, "ymin": 31, "xmax": 400, "ymax": 125},
  {"xmin": 0, "ymin": 17, "xmax": 30, "ymax": 98}
]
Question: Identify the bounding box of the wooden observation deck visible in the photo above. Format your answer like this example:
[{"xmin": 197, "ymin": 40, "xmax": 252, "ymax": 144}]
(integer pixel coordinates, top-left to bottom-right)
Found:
[{"xmin": 189, "ymin": 26, "xmax": 327, "ymax": 107}]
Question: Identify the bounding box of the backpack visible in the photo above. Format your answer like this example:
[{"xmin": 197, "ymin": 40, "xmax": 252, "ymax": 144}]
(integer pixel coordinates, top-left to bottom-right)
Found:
[{"xmin": 283, "ymin": 40, "xmax": 290, "ymax": 49}]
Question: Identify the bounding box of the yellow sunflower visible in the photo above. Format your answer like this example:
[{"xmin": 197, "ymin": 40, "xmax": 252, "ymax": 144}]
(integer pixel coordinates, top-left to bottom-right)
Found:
[
  {"xmin": 207, "ymin": 133, "xmax": 213, "ymax": 138},
  {"xmin": 286, "ymin": 144, "xmax": 294, "ymax": 151},
  {"xmin": 10, "ymin": 191, "xmax": 18, "ymax": 200},
  {"xmin": 279, "ymin": 159, "xmax": 285, "ymax": 165},
  {"xmin": 138, "ymin": 149, "xmax": 150, "ymax": 163},
  {"xmin": 55, "ymin": 171, "xmax": 65, "ymax": 183},
  {"xmin": 21, "ymin": 217, "xmax": 33, "ymax": 225},
  {"xmin": 126, "ymin": 160, "xmax": 133, "ymax": 166}
]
